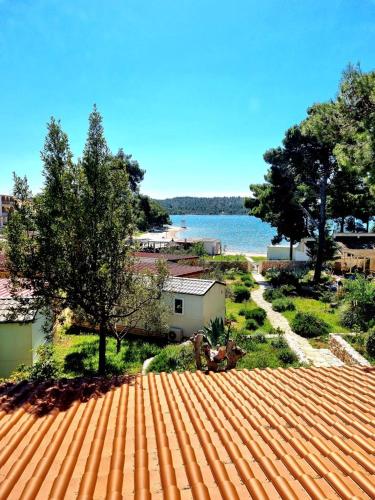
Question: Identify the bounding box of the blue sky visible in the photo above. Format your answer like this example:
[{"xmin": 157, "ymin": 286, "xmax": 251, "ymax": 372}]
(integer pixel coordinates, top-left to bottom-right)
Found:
[{"xmin": 1, "ymin": 0, "xmax": 375, "ymax": 198}]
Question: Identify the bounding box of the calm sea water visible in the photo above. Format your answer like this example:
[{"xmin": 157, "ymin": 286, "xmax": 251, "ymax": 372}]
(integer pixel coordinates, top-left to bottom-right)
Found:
[{"xmin": 171, "ymin": 215, "xmax": 276, "ymax": 254}]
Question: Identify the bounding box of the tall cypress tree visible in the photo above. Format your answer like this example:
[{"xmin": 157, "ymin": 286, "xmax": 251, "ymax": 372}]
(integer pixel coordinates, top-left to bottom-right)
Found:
[{"xmin": 7, "ymin": 107, "xmax": 137, "ymax": 374}]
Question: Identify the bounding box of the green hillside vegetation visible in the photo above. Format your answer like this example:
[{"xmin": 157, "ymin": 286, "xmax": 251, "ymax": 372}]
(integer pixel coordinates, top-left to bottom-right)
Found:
[{"xmin": 155, "ymin": 196, "xmax": 247, "ymax": 215}]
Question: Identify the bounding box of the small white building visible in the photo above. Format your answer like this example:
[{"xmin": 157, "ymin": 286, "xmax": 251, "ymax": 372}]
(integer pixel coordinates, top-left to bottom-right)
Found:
[
  {"xmin": 162, "ymin": 277, "xmax": 226, "ymax": 341},
  {"xmin": 267, "ymin": 239, "xmax": 312, "ymax": 261},
  {"xmin": 0, "ymin": 194, "xmax": 15, "ymax": 228},
  {"xmin": 0, "ymin": 280, "xmax": 47, "ymax": 378}
]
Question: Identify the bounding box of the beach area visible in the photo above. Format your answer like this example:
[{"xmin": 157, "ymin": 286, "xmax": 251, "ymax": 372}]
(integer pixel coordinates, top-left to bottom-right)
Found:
[
  {"xmin": 136, "ymin": 224, "xmax": 267, "ymax": 258},
  {"xmin": 136, "ymin": 225, "xmax": 183, "ymax": 242}
]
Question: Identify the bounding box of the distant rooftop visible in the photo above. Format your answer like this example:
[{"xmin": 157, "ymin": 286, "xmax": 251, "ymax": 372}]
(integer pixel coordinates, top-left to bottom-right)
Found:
[
  {"xmin": 135, "ymin": 261, "xmax": 205, "ymax": 277},
  {"xmin": 0, "ymin": 279, "xmax": 34, "ymax": 322},
  {"xmin": 134, "ymin": 251, "xmax": 198, "ymax": 261},
  {"xmin": 0, "ymin": 279, "xmax": 31, "ymax": 299}
]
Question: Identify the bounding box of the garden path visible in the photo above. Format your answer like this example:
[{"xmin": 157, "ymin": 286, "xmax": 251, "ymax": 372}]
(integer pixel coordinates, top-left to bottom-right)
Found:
[{"xmin": 251, "ymin": 272, "xmax": 344, "ymax": 368}]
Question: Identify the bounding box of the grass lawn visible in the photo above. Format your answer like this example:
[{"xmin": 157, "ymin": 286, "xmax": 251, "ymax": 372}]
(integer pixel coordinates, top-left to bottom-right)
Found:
[
  {"xmin": 250, "ymin": 255, "xmax": 267, "ymax": 263},
  {"xmin": 226, "ymin": 299, "xmax": 273, "ymax": 333},
  {"xmin": 205, "ymin": 254, "xmax": 247, "ymax": 262},
  {"xmin": 237, "ymin": 337, "xmax": 300, "ymax": 370},
  {"xmin": 281, "ymin": 296, "xmax": 350, "ymax": 348},
  {"xmin": 54, "ymin": 332, "xmax": 163, "ymax": 377}
]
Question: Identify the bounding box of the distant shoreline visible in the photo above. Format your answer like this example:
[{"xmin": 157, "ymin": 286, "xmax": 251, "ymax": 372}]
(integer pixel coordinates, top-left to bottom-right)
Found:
[{"xmin": 136, "ymin": 225, "xmax": 184, "ymax": 242}]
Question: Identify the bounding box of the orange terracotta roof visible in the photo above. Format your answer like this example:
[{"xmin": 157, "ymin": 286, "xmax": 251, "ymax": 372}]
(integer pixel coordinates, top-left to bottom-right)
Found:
[{"xmin": 0, "ymin": 366, "xmax": 374, "ymax": 499}]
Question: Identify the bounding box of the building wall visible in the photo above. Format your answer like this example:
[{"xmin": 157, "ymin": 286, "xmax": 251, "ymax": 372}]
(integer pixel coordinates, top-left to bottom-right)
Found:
[
  {"xmin": 202, "ymin": 283, "xmax": 226, "ymax": 326},
  {"xmin": 202, "ymin": 240, "xmax": 221, "ymax": 256},
  {"xmin": 0, "ymin": 314, "xmax": 46, "ymax": 378},
  {"xmin": 163, "ymin": 292, "xmax": 204, "ymax": 336},
  {"xmin": 0, "ymin": 322, "xmax": 33, "ymax": 377},
  {"xmin": 31, "ymin": 314, "xmax": 47, "ymax": 363},
  {"xmin": 267, "ymin": 245, "xmax": 310, "ymax": 262}
]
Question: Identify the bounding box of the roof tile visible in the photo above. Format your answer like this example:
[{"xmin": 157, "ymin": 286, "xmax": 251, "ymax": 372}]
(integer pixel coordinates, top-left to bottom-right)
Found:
[{"xmin": 0, "ymin": 366, "xmax": 374, "ymax": 499}]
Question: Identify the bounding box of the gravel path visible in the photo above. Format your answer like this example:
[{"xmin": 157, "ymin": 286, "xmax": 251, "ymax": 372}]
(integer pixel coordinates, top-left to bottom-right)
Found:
[{"xmin": 251, "ymin": 272, "xmax": 344, "ymax": 367}]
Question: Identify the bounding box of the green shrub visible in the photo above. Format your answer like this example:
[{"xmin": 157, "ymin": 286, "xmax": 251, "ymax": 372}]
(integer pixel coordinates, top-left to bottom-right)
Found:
[
  {"xmin": 245, "ymin": 307, "xmax": 266, "ymax": 325},
  {"xmin": 233, "ymin": 285, "xmax": 250, "ymax": 303},
  {"xmin": 238, "ymin": 308, "xmax": 247, "ymax": 316},
  {"xmin": 269, "ymin": 326, "xmax": 285, "ymax": 336},
  {"xmin": 266, "ymin": 268, "xmax": 305, "ymax": 288},
  {"xmin": 234, "ymin": 333, "xmax": 257, "ymax": 351},
  {"xmin": 147, "ymin": 344, "xmax": 195, "ymax": 373},
  {"xmin": 272, "ymin": 298, "xmax": 295, "ymax": 312},
  {"xmin": 29, "ymin": 344, "xmax": 60, "ymax": 381},
  {"xmin": 279, "ymin": 284, "xmax": 296, "ymax": 296},
  {"xmin": 240, "ymin": 273, "xmax": 253, "ymax": 282},
  {"xmin": 243, "ymin": 279, "xmax": 254, "ymax": 288},
  {"xmin": 342, "ymin": 275, "xmax": 375, "ymax": 331},
  {"xmin": 245, "ymin": 319, "xmax": 259, "ymax": 331},
  {"xmin": 291, "ymin": 312, "xmax": 329, "ymax": 338},
  {"xmin": 263, "ymin": 287, "xmax": 284, "ymax": 303},
  {"xmin": 366, "ymin": 328, "xmax": 375, "ymax": 358},
  {"xmin": 278, "ymin": 349, "xmax": 298, "ymax": 364},
  {"xmin": 271, "ymin": 335, "xmax": 288, "ymax": 349},
  {"xmin": 253, "ymin": 333, "xmax": 267, "ymax": 343}
]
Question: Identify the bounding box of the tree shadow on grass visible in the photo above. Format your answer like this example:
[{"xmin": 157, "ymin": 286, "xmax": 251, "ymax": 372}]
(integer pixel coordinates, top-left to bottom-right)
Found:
[{"xmin": 0, "ymin": 375, "xmax": 136, "ymax": 416}]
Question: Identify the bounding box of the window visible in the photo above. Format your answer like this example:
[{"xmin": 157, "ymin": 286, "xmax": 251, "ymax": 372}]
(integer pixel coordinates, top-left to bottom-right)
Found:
[{"xmin": 174, "ymin": 298, "xmax": 184, "ymax": 315}]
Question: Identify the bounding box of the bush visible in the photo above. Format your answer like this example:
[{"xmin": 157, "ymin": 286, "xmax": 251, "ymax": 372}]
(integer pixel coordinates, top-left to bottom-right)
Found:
[
  {"xmin": 342, "ymin": 275, "xmax": 375, "ymax": 331},
  {"xmin": 271, "ymin": 335, "xmax": 288, "ymax": 349},
  {"xmin": 233, "ymin": 285, "xmax": 250, "ymax": 303},
  {"xmin": 245, "ymin": 307, "xmax": 266, "ymax": 325},
  {"xmin": 263, "ymin": 287, "xmax": 284, "ymax": 303},
  {"xmin": 279, "ymin": 284, "xmax": 297, "ymax": 296},
  {"xmin": 366, "ymin": 328, "xmax": 375, "ymax": 358},
  {"xmin": 278, "ymin": 349, "xmax": 298, "ymax": 364},
  {"xmin": 238, "ymin": 308, "xmax": 247, "ymax": 316},
  {"xmin": 291, "ymin": 312, "xmax": 329, "ymax": 338},
  {"xmin": 340, "ymin": 308, "xmax": 364, "ymax": 332},
  {"xmin": 245, "ymin": 319, "xmax": 259, "ymax": 331},
  {"xmin": 240, "ymin": 274, "xmax": 254, "ymax": 288},
  {"xmin": 240, "ymin": 273, "xmax": 253, "ymax": 281},
  {"xmin": 266, "ymin": 268, "xmax": 304, "ymax": 288},
  {"xmin": 147, "ymin": 344, "xmax": 195, "ymax": 373},
  {"xmin": 253, "ymin": 333, "xmax": 267, "ymax": 343},
  {"xmin": 272, "ymin": 298, "xmax": 295, "ymax": 312},
  {"xmin": 29, "ymin": 344, "xmax": 60, "ymax": 381},
  {"xmin": 243, "ymin": 280, "xmax": 254, "ymax": 288}
]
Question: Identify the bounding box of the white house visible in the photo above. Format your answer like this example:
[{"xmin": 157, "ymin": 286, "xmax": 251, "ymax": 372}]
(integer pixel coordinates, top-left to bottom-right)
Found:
[
  {"xmin": 162, "ymin": 277, "xmax": 226, "ymax": 341},
  {"xmin": 267, "ymin": 238, "xmax": 312, "ymax": 261},
  {"xmin": 0, "ymin": 279, "xmax": 47, "ymax": 378}
]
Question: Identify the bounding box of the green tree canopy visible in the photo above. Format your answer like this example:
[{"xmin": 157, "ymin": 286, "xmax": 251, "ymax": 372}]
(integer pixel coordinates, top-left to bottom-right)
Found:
[{"xmin": 7, "ymin": 107, "xmax": 167, "ymax": 374}]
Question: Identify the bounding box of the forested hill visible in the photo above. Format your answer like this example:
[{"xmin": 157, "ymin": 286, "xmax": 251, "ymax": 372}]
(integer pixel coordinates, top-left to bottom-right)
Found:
[{"xmin": 154, "ymin": 196, "xmax": 247, "ymax": 215}]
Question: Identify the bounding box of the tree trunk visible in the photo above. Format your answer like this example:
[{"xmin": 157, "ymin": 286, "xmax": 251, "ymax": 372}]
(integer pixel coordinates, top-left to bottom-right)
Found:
[
  {"xmin": 98, "ymin": 322, "xmax": 107, "ymax": 375},
  {"xmin": 313, "ymin": 177, "xmax": 327, "ymax": 283},
  {"xmin": 116, "ymin": 337, "xmax": 121, "ymax": 354},
  {"xmin": 340, "ymin": 217, "xmax": 344, "ymax": 233},
  {"xmin": 366, "ymin": 219, "xmax": 370, "ymax": 232},
  {"xmin": 289, "ymin": 240, "xmax": 293, "ymax": 261}
]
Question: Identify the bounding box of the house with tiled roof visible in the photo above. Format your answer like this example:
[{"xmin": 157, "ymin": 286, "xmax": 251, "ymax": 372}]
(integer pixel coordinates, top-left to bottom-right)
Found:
[
  {"xmin": 162, "ymin": 277, "xmax": 226, "ymax": 341},
  {"xmin": 0, "ymin": 365, "xmax": 374, "ymax": 499},
  {"xmin": 0, "ymin": 279, "xmax": 47, "ymax": 378}
]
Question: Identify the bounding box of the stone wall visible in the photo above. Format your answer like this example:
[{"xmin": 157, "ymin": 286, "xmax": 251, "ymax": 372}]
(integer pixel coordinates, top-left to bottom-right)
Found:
[{"xmin": 329, "ymin": 334, "xmax": 370, "ymax": 366}]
